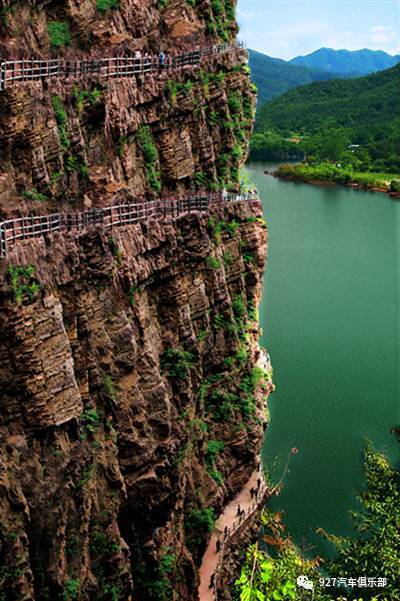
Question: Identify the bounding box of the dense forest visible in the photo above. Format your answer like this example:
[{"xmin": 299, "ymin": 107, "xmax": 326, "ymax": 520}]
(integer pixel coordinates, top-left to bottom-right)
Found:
[{"xmin": 251, "ymin": 64, "xmax": 400, "ymax": 174}]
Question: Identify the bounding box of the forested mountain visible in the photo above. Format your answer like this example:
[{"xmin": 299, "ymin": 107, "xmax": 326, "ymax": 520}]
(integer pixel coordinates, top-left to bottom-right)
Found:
[
  {"xmin": 252, "ymin": 64, "xmax": 400, "ymax": 173},
  {"xmin": 290, "ymin": 47, "xmax": 400, "ymax": 75},
  {"xmin": 249, "ymin": 49, "xmax": 341, "ymax": 105}
]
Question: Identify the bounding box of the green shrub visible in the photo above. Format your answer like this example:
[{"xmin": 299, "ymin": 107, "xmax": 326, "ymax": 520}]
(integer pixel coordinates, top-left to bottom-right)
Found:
[
  {"xmin": 197, "ymin": 328, "xmax": 208, "ymax": 342},
  {"xmin": 194, "ymin": 171, "xmax": 208, "ymax": 188},
  {"xmin": 232, "ymin": 295, "xmax": 247, "ymax": 318},
  {"xmin": 136, "ymin": 126, "xmax": 161, "ymax": 193},
  {"xmin": 48, "ymin": 22, "xmax": 72, "ymax": 48},
  {"xmin": 223, "ymin": 251, "xmax": 234, "ymax": 266},
  {"xmin": 21, "ymin": 188, "xmax": 47, "ymax": 202},
  {"xmin": 390, "ymin": 179, "xmax": 400, "ymax": 193},
  {"xmin": 160, "ymin": 348, "xmax": 195, "ymax": 380},
  {"xmin": 158, "ymin": 0, "xmax": 169, "ymax": 9},
  {"xmin": 52, "ymin": 95, "xmax": 70, "ymax": 149},
  {"xmin": 209, "ymin": 469, "xmax": 223, "ymax": 485},
  {"xmin": 63, "ymin": 579, "xmax": 80, "ymax": 601},
  {"xmin": 8, "ymin": 264, "xmax": 40, "ymax": 305},
  {"xmin": 96, "ymin": 0, "xmax": 118, "ymax": 11},
  {"xmin": 206, "ymin": 439, "xmax": 225, "ymax": 483},
  {"xmin": 206, "ymin": 389, "xmax": 237, "ymax": 421},
  {"xmin": 102, "ymin": 374, "xmax": 118, "ymax": 400},
  {"xmin": 206, "ymin": 255, "xmax": 221, "ymax": 269},
  {"xmin": 81, "ymin": 408, "xmax": 101, "ymax": 434},
  {"xmin": 186, "ymin": 507, "xmax": 215, "ymax": 534},
  {"xmin": 228, "ymin": 92, "xmax": 242, "ymax": 115}
]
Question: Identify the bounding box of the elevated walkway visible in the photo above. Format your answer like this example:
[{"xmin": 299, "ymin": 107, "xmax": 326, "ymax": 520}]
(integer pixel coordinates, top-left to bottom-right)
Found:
[
  {"xmin": 0, "ymin": 191, "xmax": 258, "ymax": 258},
  {"xmin": 0, "ymin": 43, "xmax": 245, "ymax": 91}
]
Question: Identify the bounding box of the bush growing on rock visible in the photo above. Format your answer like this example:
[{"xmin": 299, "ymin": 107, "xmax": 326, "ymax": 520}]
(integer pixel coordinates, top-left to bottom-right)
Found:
[{"xmin": 48, "ymin": 21, "xmax": 72, "ymax": 48}]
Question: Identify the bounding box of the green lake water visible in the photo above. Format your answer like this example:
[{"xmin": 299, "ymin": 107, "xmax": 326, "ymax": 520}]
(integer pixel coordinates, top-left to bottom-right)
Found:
[{"xmin": 247, "ymin": 161, "xmax": 400, "ymax": 556}]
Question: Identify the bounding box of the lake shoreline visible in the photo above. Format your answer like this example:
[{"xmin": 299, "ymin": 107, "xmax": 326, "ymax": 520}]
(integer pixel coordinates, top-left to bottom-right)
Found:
[{"xmin": 267, "ymin": 167, "xmax": 400, "ymax": 199}]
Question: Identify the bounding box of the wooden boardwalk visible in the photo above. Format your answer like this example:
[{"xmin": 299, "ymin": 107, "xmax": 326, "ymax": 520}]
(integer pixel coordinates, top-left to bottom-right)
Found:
[
  {"xmin": 0, "ymin": 42, "xmax": 245, "ymax": 91},
  {"xmin": 0, "ymin": 191, "xmax": 258, "ymax": 258}
]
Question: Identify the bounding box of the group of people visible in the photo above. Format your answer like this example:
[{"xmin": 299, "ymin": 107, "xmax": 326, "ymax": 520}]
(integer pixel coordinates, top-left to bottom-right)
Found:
[
  {"xmin": 131, "ymin": 48, "xmax": 203, "ymax": 71},
  {"xmin": 132, "ymin": 49, "xmax": 169, "ymax": 70},
  {"xmin": 208, "ymin": 477, "xmax": 265, "ymax": 590}
]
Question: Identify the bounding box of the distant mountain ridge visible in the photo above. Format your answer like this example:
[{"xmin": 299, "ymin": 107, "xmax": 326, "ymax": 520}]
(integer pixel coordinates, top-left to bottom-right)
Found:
[
  {"xmin": 248, "ymin": 49, "xmax": 346, "ymax": 107},
  {"xmin": 289, "ymin": 47, "xmax": 400, "ymax": 76}
]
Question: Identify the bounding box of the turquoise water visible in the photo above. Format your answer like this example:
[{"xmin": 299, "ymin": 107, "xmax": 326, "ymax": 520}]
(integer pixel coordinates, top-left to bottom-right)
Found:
[{"xmin": 248, "ymin": 162, "xmax": 400, "ymax": 555}]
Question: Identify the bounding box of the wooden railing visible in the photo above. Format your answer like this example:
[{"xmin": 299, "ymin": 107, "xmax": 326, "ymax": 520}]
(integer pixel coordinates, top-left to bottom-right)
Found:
[
  {"xmin": 0, "ymin": 42, "xmax": 246, "ymax": 91},
  {"xmin": 0, "ymin": 191, "xmax": 258, "ymax": 258}
]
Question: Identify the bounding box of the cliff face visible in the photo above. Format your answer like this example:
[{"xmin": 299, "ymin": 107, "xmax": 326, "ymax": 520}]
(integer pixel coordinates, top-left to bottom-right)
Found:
[
  {"xmin": 0, "ymin": 2, "xmax": 270, "ymax": 600},
  {"xmin": 0, "ymin": 1, "xmax": 254, "ymax": 217}
]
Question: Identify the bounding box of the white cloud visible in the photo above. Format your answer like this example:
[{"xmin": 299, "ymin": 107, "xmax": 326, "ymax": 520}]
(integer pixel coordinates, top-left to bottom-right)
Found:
[
  {"xmin": 369, "ymin": 25, "xmax": 396, "ymax": 46},
  {"xmin": 237, "ymin": 8, "xmax": 259, "ymax": 22}
]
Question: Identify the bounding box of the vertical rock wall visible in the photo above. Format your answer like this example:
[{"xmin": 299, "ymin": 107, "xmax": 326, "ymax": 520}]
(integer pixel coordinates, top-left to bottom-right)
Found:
[{"xmin": 0, "ymin": 2, "xmax": 271, "ymax": 600}]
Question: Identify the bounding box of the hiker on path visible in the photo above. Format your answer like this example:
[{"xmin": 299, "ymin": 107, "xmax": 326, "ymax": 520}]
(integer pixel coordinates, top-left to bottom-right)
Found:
[{"xmin": 209, "ymin": 574, "xmax": 215, "ymax": 589}]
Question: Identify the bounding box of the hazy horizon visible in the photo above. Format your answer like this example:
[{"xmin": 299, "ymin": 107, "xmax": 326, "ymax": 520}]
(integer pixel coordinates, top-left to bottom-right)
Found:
[
  {"xmin": 237, "ymin": 0, "xmax": 400, "ymax": 60},
  {"xmin": 249, "ymin": 46, "xmax": 400, "ymax": 61}
]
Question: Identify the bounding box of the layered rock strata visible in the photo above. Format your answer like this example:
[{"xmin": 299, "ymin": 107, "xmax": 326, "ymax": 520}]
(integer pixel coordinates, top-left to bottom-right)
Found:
[{"xmin": 0, "ymin": 1, "xmax": 270, "ymax": 599}]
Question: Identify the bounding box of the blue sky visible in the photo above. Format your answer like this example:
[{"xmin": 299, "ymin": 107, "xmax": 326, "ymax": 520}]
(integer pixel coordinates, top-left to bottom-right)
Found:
[{"xmin": 237, "ymin": 0, "xmax": 400, "ymax": 59}]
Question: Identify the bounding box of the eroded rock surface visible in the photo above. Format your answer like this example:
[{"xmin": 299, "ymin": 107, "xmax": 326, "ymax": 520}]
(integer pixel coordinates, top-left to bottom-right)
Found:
[{"xmin": 0, "ymin": 1, "xmax": 269, "ymax": 599}]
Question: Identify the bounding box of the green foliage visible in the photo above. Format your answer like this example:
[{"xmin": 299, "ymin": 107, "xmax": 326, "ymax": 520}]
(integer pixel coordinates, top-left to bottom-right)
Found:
[
  {"xmin": 206, "ymin": 439, "xmax": 225, "ymax": 462},
  {"xmin": 90, "ymin": 528, "xmax": 120, "ymax": 558},
  {"xmin": 232, "ymin": 295, "xmax": 247, "ymax": 318},
  {"xmin": 186, "ymin": 507, "xmax": 215, "ymax": 535},
  {"xmin": 48, "ymin": 21, "xmax": 72, "ymax": 48},
  {"xmin": 228, "ymin": 91, "xmax": 243, "ymax": 115},
  {"xmin": 63, "ymin": 579, "xmax": 80, "ymax": 601},
  {"xmin": 72, "ymin": 86, "xmax": 102, "ymax": 113},
  {"xmin": 197, "ymin": 328, "xmax": 209, "ymax": 342},
  {"xmin": 275, "ymin": 162, "xmax": 400, "ymax": 192},
  {"xmin": 211, "ymin": 219, "xmax": 240, "ymax": 244},
  {"xmin": 248, "ymin": 48, "xmax": 341, "ymax": 107},
  {"xmin": 206, "ymin": 254, "xmax": 221, "ymax": 269},
  {"xmin": 21, "ymin": 188, "xmax": 47, "ymax": 202},
  {"xmin": 205, "ymin": 440, "xmax": 225, "ymax": 484},
  {"xmin": 52, "ymin": 95, "xmax": 70, "ymax": 148},
  {"xmin": 65, "ymin": 155, "xmax": 88, "ymax": 175},
  {"xmin": 7, "ymin": 264, "xmax": 40, "ymax": 305},
  {"xmin": 143, "ymin": 546, "xmax": 177, "ymax": 600},
  {"xmin": 249, "ymin": 131, "xmax": 304, "ymax": 162},
  {"xmin": 136, "ymin": 126, "xmax": 161, "ymax": 193},
  {"xmin": 194, "ymin": 171, "xmax": 208, "ymax": 188},
  {"xmin": 389, "ymin": 179, "xmax": 400, "ymax": 193},
  {"xmin": 81, "ymin": 408, "xmax": 101, "ymax": 434},
  {"xmin": 323, "ymin": 440, "xmax": 400, "ymax": 600},
  {"xmin": 129, "ymin": 285, "xmax": 141, "ymax": 306},
  {"xmin": 96, "ymin": 0, "xmax": 118, "ymax": 11},
  {"xmin": 102, "ymin": 373, "xmax": 118, "ymax": 400},
  {"xmin": 234, "ymin": 511, "xmax": 328, "ymax": 601},
  {"xmin": 205, "ymin": 389, "xmax": 237, "ymax": 421},
  {"xmin": 108, "ymin": 237, "xmax": 123, "ymax": 264},
  {"xmin": 223, "ymin": 251, "xmax": 234, "ymax": 266},
  {"xmin": 255, "ymin": 64, "xmax": 400, "ymax": 173},
  {"xmin": 160, "ymin": 348, "xmax": 195, "ymax": 380}
]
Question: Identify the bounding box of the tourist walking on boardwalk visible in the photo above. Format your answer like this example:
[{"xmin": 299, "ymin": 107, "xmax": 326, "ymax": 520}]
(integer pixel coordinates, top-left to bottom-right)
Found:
[
  {"xmin": 216, "ymin": 539, "xmax": 221, "ymax": 552},
  {"xmin": 236, "ymin": 504, "xmax": 241, "ymax": 517},
  {"xmin": 209, "ymin": 574, "xmax": 215, "ymax": 589},
  {"xmin": 159, "ymin": 51, "xmax": 166, "ymax": 69}
]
